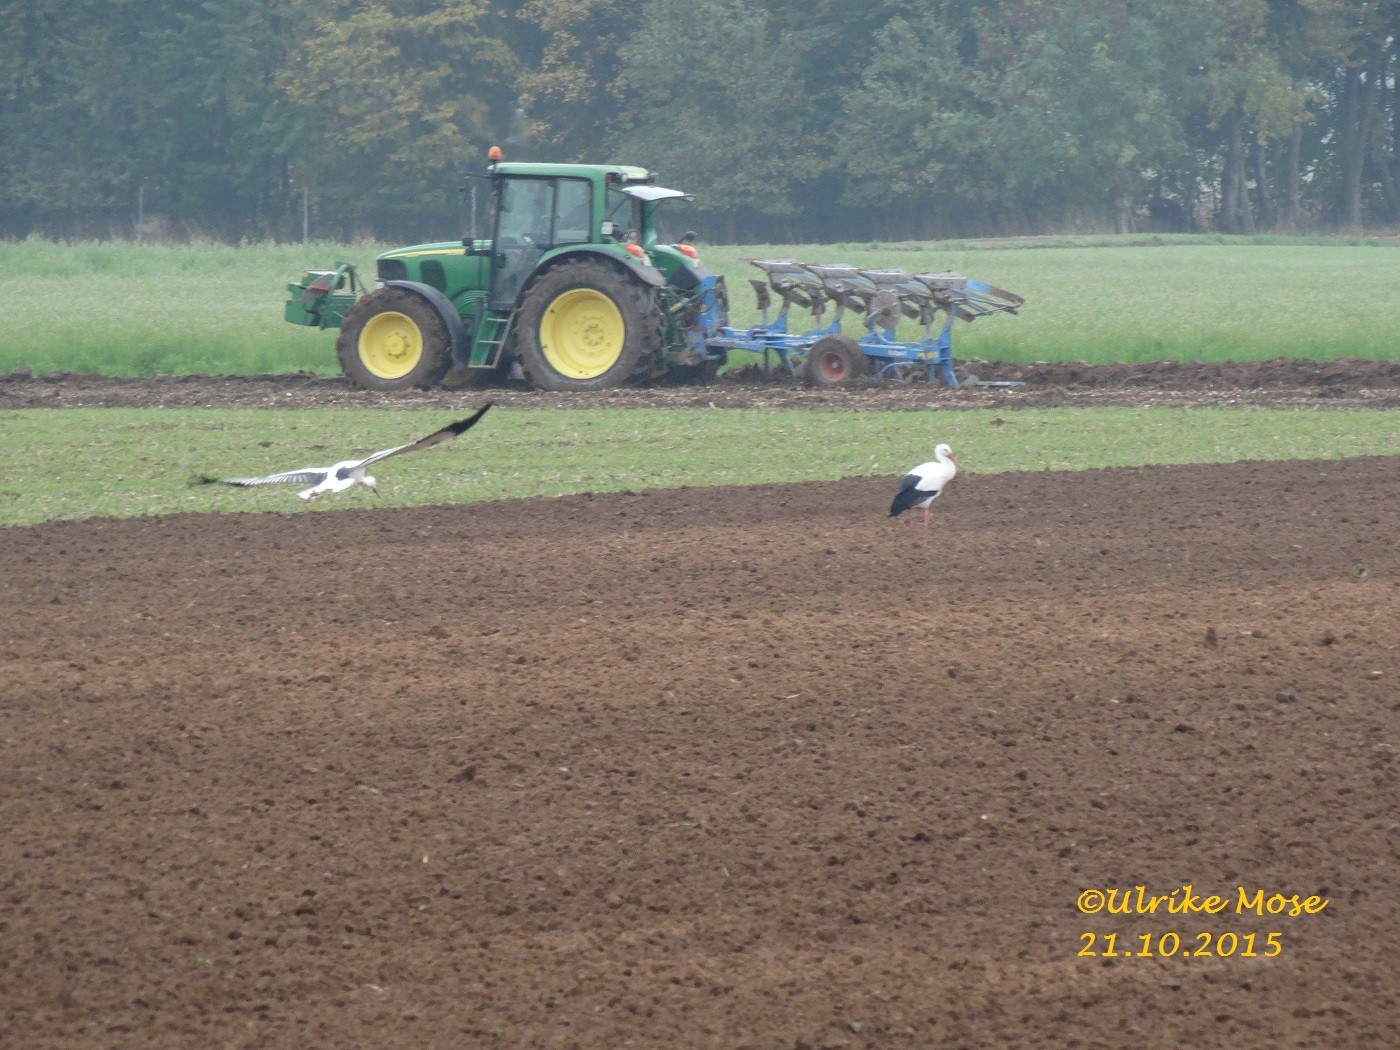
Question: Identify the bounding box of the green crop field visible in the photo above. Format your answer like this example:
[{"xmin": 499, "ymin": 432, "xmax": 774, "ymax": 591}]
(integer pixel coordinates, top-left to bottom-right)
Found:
[
  {"xmin": 1, "ymin": 405, "xmax": 1396, "ymax": 528},
  {"xmin": 2, "ymin": 235, "xmax": 1400, "ymax": 378}
]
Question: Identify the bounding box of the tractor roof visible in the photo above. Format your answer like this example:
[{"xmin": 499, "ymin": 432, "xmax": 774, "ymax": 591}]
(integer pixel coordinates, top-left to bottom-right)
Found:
[{"xmin": 491, "ymin": 161, "xmax": 655, "ymax": 183}]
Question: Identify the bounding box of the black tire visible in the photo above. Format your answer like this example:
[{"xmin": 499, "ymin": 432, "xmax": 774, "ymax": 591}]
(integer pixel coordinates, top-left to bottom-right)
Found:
[
  {"xmin": 336, "ymin": 287, "xmax": 454, "ymax": 391},
  {"xmin": 804, "ymin": 334, "xmax": 869, "ymax": 387},
  {"xmin": 515, "ymin": 258, "xmax": 662, "ymax": 392}
]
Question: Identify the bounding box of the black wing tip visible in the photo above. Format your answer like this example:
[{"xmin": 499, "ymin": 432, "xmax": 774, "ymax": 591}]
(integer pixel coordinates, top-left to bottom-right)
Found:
[
  {"xmin": 447, "ymin": 401, "xmax": 494, "ymax": 433},
  {"xmin": 191, "ymin": 475, "xmax": 220, "ymax": 487}
]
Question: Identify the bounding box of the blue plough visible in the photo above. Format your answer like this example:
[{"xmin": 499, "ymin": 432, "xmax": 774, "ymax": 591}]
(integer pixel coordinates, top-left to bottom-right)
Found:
[{"xmin": 701, "ymin": 259, "xmax": 1024, "ymax": 387}]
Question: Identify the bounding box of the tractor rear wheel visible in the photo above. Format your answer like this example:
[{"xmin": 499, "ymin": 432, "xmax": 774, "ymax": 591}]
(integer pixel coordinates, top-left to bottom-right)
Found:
[
  {"xmin": 337, "ymin": 287, "xmax": 453, "ymax": 391},
  {"xmin": 515, "ymin": 259, "xmax": 661, "ymax": 391},
  {"xmin": 804, "ymin": 334, "xmax": 869, "ymax": 387}
]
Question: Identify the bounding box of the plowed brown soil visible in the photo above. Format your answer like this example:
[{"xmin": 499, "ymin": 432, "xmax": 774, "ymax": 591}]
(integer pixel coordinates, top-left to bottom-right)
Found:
[
  {"xmin": 2, "ymin": 459, "xmax": 1397, "ymax": 1048},
  {"xmin": 3, "ymin": 356, "xmax": 1398, "ymax": 412}
]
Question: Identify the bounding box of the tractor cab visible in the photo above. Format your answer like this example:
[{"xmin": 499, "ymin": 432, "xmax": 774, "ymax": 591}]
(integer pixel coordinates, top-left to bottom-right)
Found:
[{"xmin": 480, "ymin": 160, "xmax": 694, "ymax": 309}]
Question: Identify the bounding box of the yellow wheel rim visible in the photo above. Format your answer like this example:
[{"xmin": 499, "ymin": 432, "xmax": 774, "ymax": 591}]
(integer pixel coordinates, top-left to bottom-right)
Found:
[
  {"xmin": 539, "ymin": 289, "xmax": 625, "ymax": 380},
  {"xmin": 358, "ymin": 311, "xmax": 423, "ymax": 379}
]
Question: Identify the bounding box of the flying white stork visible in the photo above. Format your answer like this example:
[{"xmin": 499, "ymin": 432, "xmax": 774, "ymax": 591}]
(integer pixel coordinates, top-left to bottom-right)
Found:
[
  {"xmin": 889, "ymin": 443, "xmax": 958, "ymax": 540},
  {"xmin": 197, "ymin": 402, "xmax": 493, "ymax": 501}
]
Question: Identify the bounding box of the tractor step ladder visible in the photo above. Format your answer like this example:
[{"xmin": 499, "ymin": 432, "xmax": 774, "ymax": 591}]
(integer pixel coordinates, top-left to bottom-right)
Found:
[{"xmin": 470, "ymin": 309, "xmax": 514, "ymax": 370}]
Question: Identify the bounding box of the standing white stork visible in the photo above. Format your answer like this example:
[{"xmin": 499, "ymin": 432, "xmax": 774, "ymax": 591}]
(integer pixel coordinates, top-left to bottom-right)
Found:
[
  {"xmin": 889, "ymin": 443, "xmax": 958, "ymax": 540},
  {"xmin": 197, "ymin": 402, "xmax": 492, "ymax": 501}
]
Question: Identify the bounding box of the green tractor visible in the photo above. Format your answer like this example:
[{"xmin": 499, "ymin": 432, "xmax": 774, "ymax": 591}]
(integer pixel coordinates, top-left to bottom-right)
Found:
[{"xmin": 284, "ymin": 149, "xmax": 729, "ymax": 391}]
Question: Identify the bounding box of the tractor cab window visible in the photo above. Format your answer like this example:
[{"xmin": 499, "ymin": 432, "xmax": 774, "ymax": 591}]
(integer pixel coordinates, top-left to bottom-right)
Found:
[
  {"xmin": 605, "ymin": 188, "xmax": 639, "ymax": 242},
  {"xmin": 648, "ymin": 208, "xmax": 678, "ymax": 246},
  {"xmin": 605, "ymin": 184, "xmax": 688, "ymax": 247},
  {"xmin": 491, "ymin": 178, "xmax": 550, "ymax": 309},
  {"xmin": 497, "ymin": 178, "xmax": 552, "ymax": 248},
  {"xmin": 492, "ymin": 176, "xmax": 587, "ymax": 309},
  {"xmin": 554, "ymin": 178, "xmax": 593, "ymax": 245}
]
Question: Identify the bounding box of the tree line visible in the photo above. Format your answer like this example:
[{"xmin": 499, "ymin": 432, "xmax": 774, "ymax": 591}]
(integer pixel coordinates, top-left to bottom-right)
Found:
[{"xmin": 3, "ymin": 0, "xmax": 1400, "ymax": 245}]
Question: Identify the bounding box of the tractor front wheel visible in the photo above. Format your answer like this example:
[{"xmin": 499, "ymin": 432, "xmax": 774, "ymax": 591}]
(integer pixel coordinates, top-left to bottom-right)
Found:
[
  {"xmin": 336, "ymin": 287, "xmax": 453, "ymax": 391},
  {"xmin": 804, "ymin": 334, "xmax": 869, "ymax": 387},
  {"xmin": 516, "ymin": 260, "xmax": 661, "ymax": 391}
]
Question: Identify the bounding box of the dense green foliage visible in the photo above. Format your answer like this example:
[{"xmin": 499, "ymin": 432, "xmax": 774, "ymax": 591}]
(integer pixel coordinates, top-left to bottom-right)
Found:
[
  {"xmin": 5, "ymin": 1, "xmax": 1400, "ymax": 243},
  {"xmin": 3, "ymin": 237, "xmax": 1399, "ymax": 376},
  {"xmin": 1, "ymin": 405, "xmax": 1396, "ymax": 526}
]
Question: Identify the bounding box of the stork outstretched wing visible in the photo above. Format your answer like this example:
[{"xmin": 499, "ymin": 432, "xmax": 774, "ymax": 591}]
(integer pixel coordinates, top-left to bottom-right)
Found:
[
  {"xmin": 344, "ymin": 402, "xmax": 494, "ymax": 476},
  {"xmin": 197, "ymin": 469, "xmax": 329, "ymax": 488}
]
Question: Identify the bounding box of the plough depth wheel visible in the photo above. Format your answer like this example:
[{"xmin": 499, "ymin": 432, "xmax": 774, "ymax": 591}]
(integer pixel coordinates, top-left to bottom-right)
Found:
[{"xmin": 805, "ymin": 334, "xmax": 868, "ymax": 387}]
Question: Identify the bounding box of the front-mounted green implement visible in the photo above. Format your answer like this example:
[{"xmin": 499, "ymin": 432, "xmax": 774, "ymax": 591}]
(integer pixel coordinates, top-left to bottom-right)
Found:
[
  {"xmin": 284, "ymin": 148, "xmax": 729, "ymax": 392},
  {"xmin": 284, "ymin": 263, "xmax": 365, "ymax": 329}
]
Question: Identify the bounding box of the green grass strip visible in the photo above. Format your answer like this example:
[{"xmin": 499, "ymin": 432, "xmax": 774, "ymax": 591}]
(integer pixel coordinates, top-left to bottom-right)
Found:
[
  {"xmin": 1, "ymin": 406, "xmax": 1396, "ymax": 528},
  {"xmin": 4, "ymin": 238, "xmax": 1400, "ymax": 376}
]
